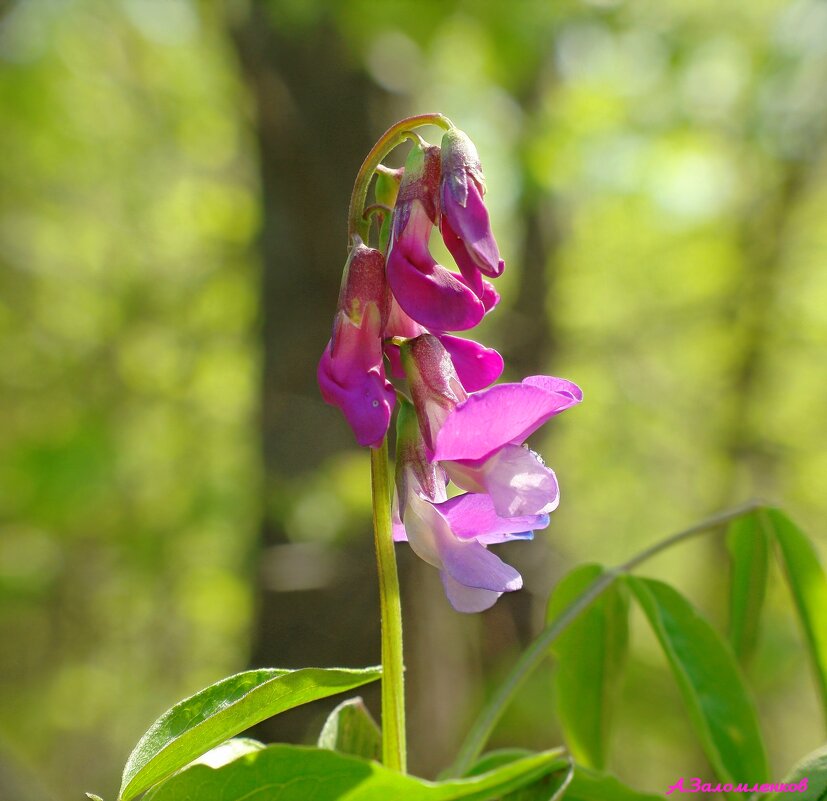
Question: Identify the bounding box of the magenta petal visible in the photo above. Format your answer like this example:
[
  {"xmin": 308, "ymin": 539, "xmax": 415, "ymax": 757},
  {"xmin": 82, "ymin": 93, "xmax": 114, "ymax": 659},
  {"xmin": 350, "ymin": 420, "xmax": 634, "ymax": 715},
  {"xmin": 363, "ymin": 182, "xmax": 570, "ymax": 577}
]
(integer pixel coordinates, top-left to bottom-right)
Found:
[
  {"xmin": 433, "ymin": 380, "xmax": 582, "ymax": 462},
  {"xmin": 384, "ymin": 342, "xmax": 405, "ymax": 379},
  {"xmin": 387, "ymin": 240, "xmax": 486, "ymax": 332},
  {"xmin": 441, "ymin": 572, "xmax": 502, "ymax": 613},
  {"xmin": 437, "ymin": 335, "xmax": 504, "ymax": 392},
  {"xmin": 436, "ymin": 492, "xmax": 547, "ymax": 543},
  {"xmin": 479, "ymin": 279, "xmax": 500, "ymax": 314},
  {"xmin": 318, "ymin": 348, "xmax": 395, "ymax": 448},
  {"xmin": 442, "ymin": 181, "xmax": 504, "ymax": 277},
  {"xmin": 522, "ymin": 375, "xmax": 583, "ymax": 403},
  {"xmin": 441, "ymin": 215, "xmax": 485, "ymax": 297}
]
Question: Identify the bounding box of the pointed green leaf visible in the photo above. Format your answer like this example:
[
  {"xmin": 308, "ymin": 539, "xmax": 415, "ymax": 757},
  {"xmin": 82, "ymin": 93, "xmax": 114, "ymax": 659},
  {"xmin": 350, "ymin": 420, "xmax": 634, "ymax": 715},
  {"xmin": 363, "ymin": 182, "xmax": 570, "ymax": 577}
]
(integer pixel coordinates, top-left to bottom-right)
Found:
[
  {"xmin": 118, "ymin": 666, "xmax": 381, "ymax": 801},
  {"xmin": 547, "ymin": 564, "xmax": 628, "ymax": 769},
  {"xmin": 726, "ymin": 512, "xmax": 770, "ymax": 661},
  {"xmin": 141, "ymin": 743, "xmax": 569, "ymax": 801},
  {"xmin": 465, "ymin": 750, "xmax": 573, "ymax": 801},
  {"xmin": 142, "ymin": 739, "xmax": 266, "ymax": 801},
  {"xmin": 565, "ymin": 766, "xmax": 664, "ymax": 800},
  {"xmin": 627, "ymin": 577, "xmax": 768, "ymax": 791},
  {"xmin": 318, "ymin": 697, "xmax": 382, "ymax": 761},
  {"xmin": 188, "ymin": 738, "xmax": 265, "ymax": 769},
  {"xmin": 763, "ymin": 508, "xmax": 827, "ymax": 723},
  {"xmin": 466, "ymin": 753, "xmax": 658, "ymax": 801},
  {"xmin": 758, "ymin": 743, "xmax": 827, "ymax": 799}
]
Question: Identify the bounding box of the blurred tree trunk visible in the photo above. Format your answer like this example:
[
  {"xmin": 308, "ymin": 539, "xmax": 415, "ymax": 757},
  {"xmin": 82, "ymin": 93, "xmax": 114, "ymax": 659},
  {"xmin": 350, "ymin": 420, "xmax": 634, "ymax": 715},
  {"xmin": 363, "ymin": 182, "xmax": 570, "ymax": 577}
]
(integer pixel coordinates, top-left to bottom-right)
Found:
[{"xmin": 228, "ymin": 1, "xmax": 390, "ymax": 744}]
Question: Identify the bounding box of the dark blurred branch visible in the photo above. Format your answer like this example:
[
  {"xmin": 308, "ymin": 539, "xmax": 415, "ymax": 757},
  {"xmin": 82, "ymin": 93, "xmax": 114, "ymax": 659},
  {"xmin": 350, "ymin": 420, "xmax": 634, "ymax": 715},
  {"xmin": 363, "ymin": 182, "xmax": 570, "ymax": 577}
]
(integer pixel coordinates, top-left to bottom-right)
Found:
[
  {"xmin": 721, "ymin": 127, "xmax": 827, "ymax": 503},
  {"xmin": 227, "ymin": 0, "xmax": 389, "ymax": 744},
  {"xmin": 505, "ymin": 53, "xmax": 562, "ymax": 381}
]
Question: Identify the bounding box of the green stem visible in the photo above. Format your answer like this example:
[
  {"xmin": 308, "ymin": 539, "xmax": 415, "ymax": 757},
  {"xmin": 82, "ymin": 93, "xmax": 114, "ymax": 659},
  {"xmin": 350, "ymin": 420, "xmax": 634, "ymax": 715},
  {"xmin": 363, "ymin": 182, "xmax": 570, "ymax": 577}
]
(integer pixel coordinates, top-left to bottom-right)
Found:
[
  {"xmin": 446, "ymin": 500, "xmax": 764, "ymax": 777},
  {"xmin": 370, "ymin": 437, "xmax": 407, "ymax": 772},
  {"xmin": 347, "ymin": 113, "xmax": 453, "ymax": 242}
]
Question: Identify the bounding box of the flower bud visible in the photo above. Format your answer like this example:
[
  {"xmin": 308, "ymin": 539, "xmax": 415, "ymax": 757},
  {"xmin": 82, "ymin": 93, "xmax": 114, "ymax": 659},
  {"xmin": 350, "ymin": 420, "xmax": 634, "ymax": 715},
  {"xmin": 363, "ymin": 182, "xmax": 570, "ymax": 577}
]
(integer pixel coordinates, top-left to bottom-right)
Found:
[
  {"xmin": 317, "ymin": 240, "xmax": 395, "ymax": 448},
  {"xmin": 440, "ymin": 128, "xmax": 504, "ymax": 283},
  {"xmin": 400, "ymin": 334, "xmax": 467, "ymax": 453},
  {"xmin": 386, "ymin": 142, "xmax": 486, "ymax": 332}
]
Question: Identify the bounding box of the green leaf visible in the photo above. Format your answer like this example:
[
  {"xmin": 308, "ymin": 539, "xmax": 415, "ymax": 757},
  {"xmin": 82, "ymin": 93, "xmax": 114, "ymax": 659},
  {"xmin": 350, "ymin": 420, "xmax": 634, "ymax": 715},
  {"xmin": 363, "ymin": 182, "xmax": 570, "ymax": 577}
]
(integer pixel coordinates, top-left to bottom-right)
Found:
[
  {"xmin": 186, "ymin": 737, "xmax": 265, "ymax": 769},
  {"xmin": 627, "ymin": 577, "xmax": 769, "ymax": 791},
  {"xmin": 118, "ymin": 666, "xmax": 381, "ymax": 801},
  {"xmin": 564, "ymin": 765, "xmax": 664, "ymax": 800},
  {"xmin": 726, "ymin": 512, "xmax": 770, "ymax": 661},
  {"xmin": 763, "ymin": 508, "xmax": 827, "ymax": 723},
  {"xmin": 464, "ymin": 749, "xmax": 573, "ymax": 801},
  {"xmin": 318, "ymin": 697, "xmax": 382, "ymax": 761},
  {"xmin": 547, "ymin": 564, "xmax": 628, "ymax": 769},
  {"xmin": 758, "ymin": 743, "xmax": 827, "ymax": 800},
  {"xmin": 464, "ymin": 749, "xmax": 534, "ymax": 777},
  {"xmin": 465, "ymin": 752, "xmax": 656, "ymax": 801},
  {"xmin": 142, "ymin": 739, "xmax": 266, "ymax": 801},
  {"xmin": 142, "ymin": 743, "xmax": 569, "ymax": 801}
]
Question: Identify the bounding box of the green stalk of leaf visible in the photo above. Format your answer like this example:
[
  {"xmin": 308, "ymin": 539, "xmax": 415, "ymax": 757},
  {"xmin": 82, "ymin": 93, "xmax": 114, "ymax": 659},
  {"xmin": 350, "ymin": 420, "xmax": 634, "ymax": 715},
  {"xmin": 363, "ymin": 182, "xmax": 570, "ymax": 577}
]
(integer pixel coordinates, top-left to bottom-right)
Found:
[
  {"xmin": 627, "ymin": 577, "xmax": 769, "ymax": 795},
  {"xmin": 547, "ymin": 564, "xmax": 628, "ymax": 770}
]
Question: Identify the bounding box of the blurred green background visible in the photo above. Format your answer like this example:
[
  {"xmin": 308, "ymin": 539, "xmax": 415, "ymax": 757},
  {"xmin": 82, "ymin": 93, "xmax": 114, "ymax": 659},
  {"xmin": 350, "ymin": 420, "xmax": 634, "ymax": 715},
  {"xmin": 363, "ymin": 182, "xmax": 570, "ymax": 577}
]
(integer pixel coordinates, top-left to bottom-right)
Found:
[{"xmin": 1, "ymin": 0, "xmax": 825, "ymax": 798}]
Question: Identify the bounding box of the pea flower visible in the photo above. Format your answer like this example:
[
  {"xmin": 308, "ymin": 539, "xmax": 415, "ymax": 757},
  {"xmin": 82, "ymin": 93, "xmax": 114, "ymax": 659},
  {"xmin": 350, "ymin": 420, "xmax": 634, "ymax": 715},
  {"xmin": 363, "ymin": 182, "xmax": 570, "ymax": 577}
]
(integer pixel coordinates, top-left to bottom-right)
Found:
[
  {"xmin": 439, "ymin": 127, "xmax": 504, "ymax": 298},
  {"xmin": 383, "ymin": 296, "xmax": 504, "ymax": 392},
  {"xmin": 385, "ymin": 140, "xmax": 487, "ymax": 333},
  {"xmin": 317, "ymin": 239, "xmax": 395, "ymax": 448},
  {"xmin": 394, "ymin": 399, "xmax": 548, "ymax": 613},
  {"xmin": 402, "ymin": 335, "xmax": 582, "ymax": 517}
]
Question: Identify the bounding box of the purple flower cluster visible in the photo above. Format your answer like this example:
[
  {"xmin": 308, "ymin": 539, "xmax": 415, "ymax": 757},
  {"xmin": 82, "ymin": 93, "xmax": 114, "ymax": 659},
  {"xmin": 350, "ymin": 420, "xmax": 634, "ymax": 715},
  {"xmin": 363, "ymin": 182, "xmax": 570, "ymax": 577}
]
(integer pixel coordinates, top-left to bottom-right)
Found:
[{"xmin": 319, "ymin": 126, "xmax": 581, "ymax": 612}]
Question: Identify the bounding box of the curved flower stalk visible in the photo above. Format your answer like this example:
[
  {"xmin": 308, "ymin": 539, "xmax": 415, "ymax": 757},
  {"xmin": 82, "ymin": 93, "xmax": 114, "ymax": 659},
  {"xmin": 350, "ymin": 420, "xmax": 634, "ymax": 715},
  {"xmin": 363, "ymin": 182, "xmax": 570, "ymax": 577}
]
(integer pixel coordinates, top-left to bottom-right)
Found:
[{"xmin": 394, "ymin": 400, "xmax": 548, "ymax": 613}]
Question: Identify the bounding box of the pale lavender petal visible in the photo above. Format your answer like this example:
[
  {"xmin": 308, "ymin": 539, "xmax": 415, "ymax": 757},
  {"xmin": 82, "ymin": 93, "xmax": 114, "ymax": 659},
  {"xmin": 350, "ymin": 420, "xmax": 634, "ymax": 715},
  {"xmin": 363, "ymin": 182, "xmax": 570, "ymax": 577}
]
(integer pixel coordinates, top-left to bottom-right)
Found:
[
  {"xmin": 437, "ymin": 335, "xmax": 504, "ymax": 392},
  {"xmin": 474, "ymin": 444, "xmax": 560, "ymax": 517},
  {"xmin": 392, "ymin": 495, "xmax": 407, "ymax": 542},
  {"xmin": 433, "ymin": 380, "xmax": 582, "ymax": 462},
  {"xmin": 441, "ymin": 459, "xmax": 486, "ymax": 494},
  {"xmin": 435, "ymin": 492, "xmax": 548, "ymax": 541},
  {"xmin": 439, "ymin": 535, "xmax": 522, "ymax": 592},
  {"xmin": 441, "ymin": 572, "xmax": 502, "ymax": 613},
  {"xmin": 401, "ymin": 491, "xmax": 451, "ymax": 570}
]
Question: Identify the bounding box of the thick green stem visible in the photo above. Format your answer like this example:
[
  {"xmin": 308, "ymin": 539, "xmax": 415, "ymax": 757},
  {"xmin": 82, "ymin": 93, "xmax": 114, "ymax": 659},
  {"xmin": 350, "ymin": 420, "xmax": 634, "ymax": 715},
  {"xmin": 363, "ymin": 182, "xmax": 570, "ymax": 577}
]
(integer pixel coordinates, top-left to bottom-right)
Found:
[
  {"xmin": 370, "ymin": 437, "xmax": 406, "ymax": 772},
  {"xmin": 347, "ymin": 113, "xmax": 453, "ymax": 242},
  {"xmin": 446, "ymin": 500, "xmax": 764, "ymax": 777}
]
